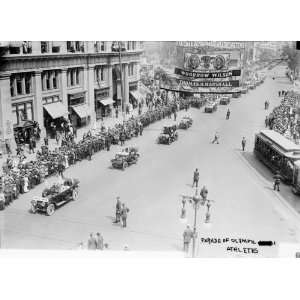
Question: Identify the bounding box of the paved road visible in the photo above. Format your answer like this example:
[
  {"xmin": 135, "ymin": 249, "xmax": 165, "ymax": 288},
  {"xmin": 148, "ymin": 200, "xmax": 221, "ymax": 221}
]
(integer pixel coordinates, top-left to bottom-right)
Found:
[{"xmin": 2, "ymin": 64, "xmax": 300, "ymax": 257}]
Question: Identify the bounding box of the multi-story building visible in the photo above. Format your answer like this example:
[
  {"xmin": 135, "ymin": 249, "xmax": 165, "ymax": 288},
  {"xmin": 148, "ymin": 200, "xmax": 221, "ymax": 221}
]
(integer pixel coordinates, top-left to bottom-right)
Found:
[{"xmin": 0, "ymin": 41, "xmax": 143, "ymax": 150}]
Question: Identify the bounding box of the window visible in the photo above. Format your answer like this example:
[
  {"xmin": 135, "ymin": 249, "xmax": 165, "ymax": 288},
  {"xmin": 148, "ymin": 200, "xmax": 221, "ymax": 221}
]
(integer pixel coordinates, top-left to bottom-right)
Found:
[
  {"xmin": 100, "ymin": 42, "xmax": 105, "ymax": 51},
  {"xmin": 10, "ymin": 78, "xmax": 15, "ymax": 97},
  {"xmin": 128, "ymin": 63, "xmax": 135, "ymax": 76},
  {"xmin": 67, "ymin": 68, "xmax": 81, "ymax": 87},
  {"xmin": 22, "ymin": 41, "xmax": 32, "ymax": 54},
  {"xmin": 95, "ymin": 66, "xmax": 105, "ymax": 82},
  {"xmin": 16, "ymin": 75, "xmax": 23, "ymax": 95},
  {"xmin": 42, "ymin": 95, "xmax": 61, "ymax": 105},
  {"xmin": 53, "ymin": 71, "xmax": 58, "ymax": 89},
  {"xmin": 76, "ymin": 69, "xmax": 80, "ymax": 85},
  {"xmin": 75, "ymin": 42, "xmax": 80, "ymax": 52},
  {"xmin": 42, "ymin": 70, "xmax": 60, "ymax": 91},
  {"xmin": 12, "ymin": 102, "xmax": 33, "ymax": 125},
  {"xmin": 41, "ymin": 41, "xmax": 49, "ymax": 53},
  {"xmin": 25, "ymin": 74, "xmax": 31, "ymax": 94}
]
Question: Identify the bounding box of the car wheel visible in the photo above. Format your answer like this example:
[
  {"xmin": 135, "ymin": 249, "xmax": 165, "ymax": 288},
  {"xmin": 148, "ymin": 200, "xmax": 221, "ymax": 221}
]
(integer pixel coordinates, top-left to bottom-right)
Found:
[
  {"xmin": 123, "ymin": 162, "xmax": 128, "ymax": 170},
  {"xmin": 72, "ymin": 188, "xmax": 79, "ymax": 200},
  {"xmin": 31, "ymin": 205, "xmax": 37, "ymax": 214},
  {"xmin": 46, "ymin": 204, "xmax": 55, "ymax": 216}
]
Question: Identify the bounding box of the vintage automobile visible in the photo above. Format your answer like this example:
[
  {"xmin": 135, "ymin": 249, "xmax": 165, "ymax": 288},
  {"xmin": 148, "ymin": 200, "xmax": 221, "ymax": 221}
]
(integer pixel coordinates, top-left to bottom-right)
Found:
[
  {"xmin": 204, "ymin": 102, "xmax": 218, "ymax": 113},
  {"xmin": 157, "ymin": 125, "xmax": 178, "ymax": 144},
  {"xmin": 31, "ymin": 177, "xmax": 79, "ymax": 216},
  {"xmin": 240, "ymin": 87, "xmax": 248, "ymax": 94},
  {"xmin": 111, "ymin": 147, "xmax": 139, "ymax": 170},
  {"xmin": 178, "ymin": 116, "xmax": 193, "ymax": 129},
  {"xmin": 219, "ymin": 96, "xmax": 231, "ymax": 105}
]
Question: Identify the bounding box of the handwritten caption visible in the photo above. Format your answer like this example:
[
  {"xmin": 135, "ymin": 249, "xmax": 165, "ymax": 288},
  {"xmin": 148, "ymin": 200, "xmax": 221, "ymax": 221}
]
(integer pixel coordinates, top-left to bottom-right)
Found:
[{"xmin": 200, "ymin": 237, "xmax": 276, "ymax": 255}]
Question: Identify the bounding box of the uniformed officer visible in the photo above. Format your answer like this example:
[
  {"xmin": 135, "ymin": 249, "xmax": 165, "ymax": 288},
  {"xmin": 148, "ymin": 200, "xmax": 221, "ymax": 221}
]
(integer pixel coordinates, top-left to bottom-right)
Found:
[
  {"xmin": 115, "ymin": 197, "xmax": 122, "ymax": 223},
  {"xmin": 121, "ymin": 203, "xmax": 130, "ymax": 228}
]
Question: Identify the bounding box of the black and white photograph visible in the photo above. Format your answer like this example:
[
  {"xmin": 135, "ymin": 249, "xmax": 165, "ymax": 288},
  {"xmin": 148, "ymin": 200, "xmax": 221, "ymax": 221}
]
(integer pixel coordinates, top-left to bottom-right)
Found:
[
  {"xmin": 1, "ymin": 40, "xmax": 300, "ymax": 258},
  {"xmin": 1, "ymin": 2, "xmax": 300, "ymax": 299}
]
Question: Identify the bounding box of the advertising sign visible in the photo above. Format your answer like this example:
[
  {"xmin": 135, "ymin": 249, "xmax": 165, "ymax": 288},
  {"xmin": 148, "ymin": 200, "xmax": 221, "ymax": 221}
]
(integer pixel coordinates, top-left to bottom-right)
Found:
[
  {"xmin": 174, "ymin": 67, "xmax": 241, "ymax": 78},
  {"xmin": 179, "ymin": 79, "xmax": 240, "ymax": 88},
  {"xmin": 184, "ymin": 53, "xmax": 231, "ymax": 71}
]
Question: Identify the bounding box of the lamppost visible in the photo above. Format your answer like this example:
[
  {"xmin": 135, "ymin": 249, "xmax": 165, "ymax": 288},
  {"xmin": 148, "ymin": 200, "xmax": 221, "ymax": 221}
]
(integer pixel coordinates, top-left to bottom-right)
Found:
[{"xmin": 181, "ymin": 188, "xmax": 213, "ymax": 258}]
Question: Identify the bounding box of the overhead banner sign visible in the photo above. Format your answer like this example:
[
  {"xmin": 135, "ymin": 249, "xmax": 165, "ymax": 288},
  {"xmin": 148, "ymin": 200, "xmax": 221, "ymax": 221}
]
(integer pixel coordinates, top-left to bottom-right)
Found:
[
  {"xmin": 179, "ymin": 79, "xmax": 240, "ymax": 88},
  {"xmin": 184, "ymin": 53, "xmax": 231, "ymax": 71},
  {"xmin": 174, "ymin": 67, "xmax": 241, "ymax": 78},
  {"xmin": 177, "ymin": 41, "xmax": 247, "ymax": 49}
]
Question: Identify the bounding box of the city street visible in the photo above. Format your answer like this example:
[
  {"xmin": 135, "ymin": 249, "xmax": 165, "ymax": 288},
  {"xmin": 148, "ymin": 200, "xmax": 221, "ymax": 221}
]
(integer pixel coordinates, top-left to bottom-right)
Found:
[{"xmin": 2, "ymin": 64, "xmax": 300, "ymax": 257}]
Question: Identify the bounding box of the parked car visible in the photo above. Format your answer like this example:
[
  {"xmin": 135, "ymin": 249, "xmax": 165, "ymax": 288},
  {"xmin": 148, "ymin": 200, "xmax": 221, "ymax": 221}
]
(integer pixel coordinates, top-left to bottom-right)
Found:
[{"xmin": 31, "ymin": 177, "xmax": 79, "ymax": 216}]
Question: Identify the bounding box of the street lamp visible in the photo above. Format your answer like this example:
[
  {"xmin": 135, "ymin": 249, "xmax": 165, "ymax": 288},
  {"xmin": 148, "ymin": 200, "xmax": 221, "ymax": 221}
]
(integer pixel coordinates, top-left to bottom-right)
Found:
[{"xmin": 181, "ymin": 188, "xmax": 213, "ymax": 257}]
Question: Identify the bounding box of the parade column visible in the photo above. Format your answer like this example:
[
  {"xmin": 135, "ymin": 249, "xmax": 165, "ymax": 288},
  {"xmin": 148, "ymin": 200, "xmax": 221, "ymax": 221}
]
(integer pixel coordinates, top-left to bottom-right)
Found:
[
  {"xmin": 33, "ymin": 70, "xmax": 45, "ymax": 137},
  {"xmin": 0, "ymin": 73, "xmax": 16, "ymax": 154}
]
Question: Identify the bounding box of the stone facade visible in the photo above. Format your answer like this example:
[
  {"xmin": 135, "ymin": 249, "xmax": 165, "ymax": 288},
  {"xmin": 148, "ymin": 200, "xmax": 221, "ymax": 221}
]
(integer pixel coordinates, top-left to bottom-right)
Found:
[{"xmin": 0, "ymin": 41, "xmax": 143, "ymax": 151}]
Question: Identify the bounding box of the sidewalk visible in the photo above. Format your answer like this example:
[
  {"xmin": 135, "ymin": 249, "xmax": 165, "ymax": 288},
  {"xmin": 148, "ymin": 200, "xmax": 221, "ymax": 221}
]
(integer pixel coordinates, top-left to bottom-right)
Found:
[{"xmin": 0, "ymin": 107, "xmax": 146, "ymax": 175}]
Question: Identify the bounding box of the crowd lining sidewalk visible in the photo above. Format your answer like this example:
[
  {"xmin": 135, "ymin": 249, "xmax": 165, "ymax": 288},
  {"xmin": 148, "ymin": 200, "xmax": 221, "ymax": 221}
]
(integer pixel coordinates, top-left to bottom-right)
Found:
[{"xmin": 0, "ymin": 107, "xmax": 145, "ymax": 175}]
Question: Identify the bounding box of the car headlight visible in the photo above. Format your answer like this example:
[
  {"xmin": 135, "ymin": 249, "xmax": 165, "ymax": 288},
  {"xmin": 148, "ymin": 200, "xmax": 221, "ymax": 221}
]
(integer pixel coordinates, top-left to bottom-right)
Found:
[{"xmin": 31, "ymin": 200, "xmax": 36, "ymax": 206}]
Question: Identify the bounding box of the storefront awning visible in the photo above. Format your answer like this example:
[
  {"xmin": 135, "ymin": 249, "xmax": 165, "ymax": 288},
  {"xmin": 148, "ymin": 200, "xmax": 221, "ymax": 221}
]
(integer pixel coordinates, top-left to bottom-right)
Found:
[
  {"xmin": 99, "ymin": 98, "xmax": 114, "ymax": 106},
  {"xmin": 130, "ymin": 91, "xmax": 143, "ymax": 102},
  {"xmin": 72, "ymin": 104, "xmax": 90, "ymax": 119},
  {"xmin": 44, "ymin": 102, "xmax": 68, "ymax": 119}
]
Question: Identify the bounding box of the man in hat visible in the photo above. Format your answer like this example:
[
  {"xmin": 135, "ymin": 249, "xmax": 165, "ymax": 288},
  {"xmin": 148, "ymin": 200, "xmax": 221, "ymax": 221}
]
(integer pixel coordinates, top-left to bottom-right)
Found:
[
  {"xmin": 96, "ymin": 232, "xmax": 104, "ymax": 250},
  {"xmin": 273, "ymin": 171, "xmax": 282, "ymax": 192},
  {"xmin": 192, "ymin": 168, "xmax": 199, "ymax": 188},
  {"xmin": 121, "ymin": 203, "xmax": 130, "ymax": 228},
  {"xmin": 211, "ymin": 131, "xmax": 220, "ymax": 144},
  {"xmin": 115, "ymin": 197, "xmax": 122, "ymax": 223},
  {"xmin": 241, "ymin": 137, "xmax": 246, "ymax": 151},
  {"xmin": 226, "ymin": 109, "xmax": 231, "ymax": 120},
  {"xmin": 87, "ymin": 233, "xmax": 97, "ymax": 250},
  {"xmin": 183, "ymin": 225, "xmax": 193, "ymax": 253}
]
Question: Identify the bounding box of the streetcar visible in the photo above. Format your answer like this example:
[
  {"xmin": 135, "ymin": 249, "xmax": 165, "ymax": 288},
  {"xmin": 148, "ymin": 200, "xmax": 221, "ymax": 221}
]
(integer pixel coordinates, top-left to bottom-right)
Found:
[{"xmin": 254, "ymin": 130, "xmax": 300, "ymax": 183}]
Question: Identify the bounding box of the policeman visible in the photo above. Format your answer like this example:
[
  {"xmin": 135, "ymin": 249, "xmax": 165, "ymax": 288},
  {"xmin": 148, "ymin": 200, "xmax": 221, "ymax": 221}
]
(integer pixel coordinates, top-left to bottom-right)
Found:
[
  {"xmin": 115, "ymin": 197, "xmax": 122, "ymax": 223},
  {"xmin": 121, "ymin": 203, "xmax": 130, "ymax": 228}
]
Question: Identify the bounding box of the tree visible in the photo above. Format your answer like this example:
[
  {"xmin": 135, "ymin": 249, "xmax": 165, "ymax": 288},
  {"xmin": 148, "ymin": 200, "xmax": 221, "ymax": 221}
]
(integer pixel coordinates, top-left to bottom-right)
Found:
[{"xmin": 281, "ymin": 44, "xmax": 300, "ymax": 78}]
